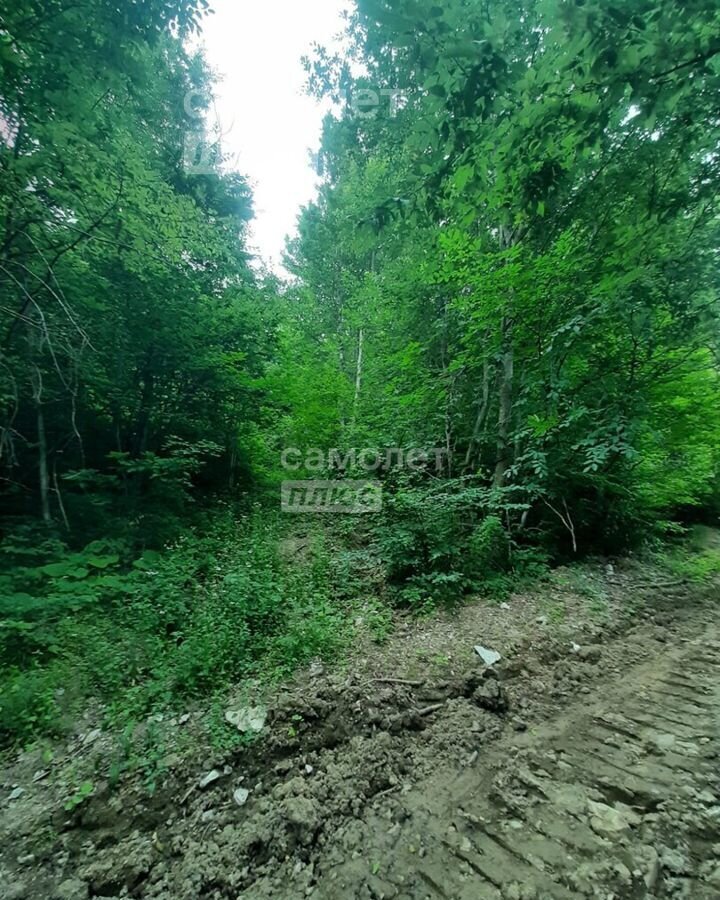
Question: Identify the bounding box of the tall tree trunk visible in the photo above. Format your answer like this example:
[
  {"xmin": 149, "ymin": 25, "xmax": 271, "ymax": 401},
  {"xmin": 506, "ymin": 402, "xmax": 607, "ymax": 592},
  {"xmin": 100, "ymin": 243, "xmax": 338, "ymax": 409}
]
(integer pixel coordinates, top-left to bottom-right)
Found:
[
  {"xmin": 492, "ymin": 224, "xmax": 518, "ymax": 489},
  {"xmin": 36, "ymin": 400, "xmax": 51, "ymax": 524},
  {"xmin": 493, "ymin": 317, "xmax": 514, "ymax": 489},
  {"xmin": 352, "ymin": 327, "xmax": 364, "ymax": 428},
  {"xmin": 463, "ymin": 358, "xmax": 491, "ymax": 471},
  {"xmin": 132, "ymin": 364, "xmax": 155, "ymax": 457}
]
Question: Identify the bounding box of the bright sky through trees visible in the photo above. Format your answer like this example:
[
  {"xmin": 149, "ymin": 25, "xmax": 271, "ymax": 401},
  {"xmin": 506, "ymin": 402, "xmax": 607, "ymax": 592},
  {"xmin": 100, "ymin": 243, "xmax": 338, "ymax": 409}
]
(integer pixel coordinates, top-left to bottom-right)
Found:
[{"xmin": 200, "ymin": 0, "xmax": 349, "ymax": 271}]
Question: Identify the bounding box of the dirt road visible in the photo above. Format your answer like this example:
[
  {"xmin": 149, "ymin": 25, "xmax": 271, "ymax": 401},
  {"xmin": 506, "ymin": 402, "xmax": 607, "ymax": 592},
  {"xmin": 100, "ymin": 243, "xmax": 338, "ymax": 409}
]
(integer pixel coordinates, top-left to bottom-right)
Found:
[
  {"xmin": 3, "ymin": 567, "xmax": 720, "ymax": 899},
  {"xmin": 300, "ymin": 628, "xmax": 720, "ymax": 900}
]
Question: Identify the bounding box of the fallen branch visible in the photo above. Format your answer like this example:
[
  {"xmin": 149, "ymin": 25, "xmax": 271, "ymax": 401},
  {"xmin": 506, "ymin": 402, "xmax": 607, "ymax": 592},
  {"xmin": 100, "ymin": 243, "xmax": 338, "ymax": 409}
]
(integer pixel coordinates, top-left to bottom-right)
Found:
[
  {"xmin": 632, "ymin": 579, "xmax": 687, "ymax": 590},
  {"xmin": 374, "ymin": 677, "xmax": 425, "ymax": 687},
  {"xmin": 417, "ymin": 703, "xmax": 445, "ymax": 717}
]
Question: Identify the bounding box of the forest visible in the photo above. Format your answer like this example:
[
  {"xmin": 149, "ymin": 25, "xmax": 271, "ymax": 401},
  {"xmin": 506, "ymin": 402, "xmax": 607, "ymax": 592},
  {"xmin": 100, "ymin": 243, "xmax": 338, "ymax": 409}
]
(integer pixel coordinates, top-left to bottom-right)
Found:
[{"xmin": 0, "ymin": 0, "xmax": 719, "ymax": 748}]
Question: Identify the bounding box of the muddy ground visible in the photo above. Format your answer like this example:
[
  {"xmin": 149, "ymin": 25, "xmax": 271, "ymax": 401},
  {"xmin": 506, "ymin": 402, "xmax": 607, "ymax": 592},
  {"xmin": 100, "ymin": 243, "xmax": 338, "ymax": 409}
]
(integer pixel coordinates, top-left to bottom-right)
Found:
[{"xmin": 2, "ymin": 556, "xmax": 719, "ymax": 899}]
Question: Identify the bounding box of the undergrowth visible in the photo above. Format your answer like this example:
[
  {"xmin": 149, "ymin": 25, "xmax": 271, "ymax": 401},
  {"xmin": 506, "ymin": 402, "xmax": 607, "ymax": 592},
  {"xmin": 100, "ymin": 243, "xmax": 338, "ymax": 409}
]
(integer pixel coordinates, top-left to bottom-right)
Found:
[{"xmin": 0, "ymin": 509, "xmax": 348, "ymax": 747}]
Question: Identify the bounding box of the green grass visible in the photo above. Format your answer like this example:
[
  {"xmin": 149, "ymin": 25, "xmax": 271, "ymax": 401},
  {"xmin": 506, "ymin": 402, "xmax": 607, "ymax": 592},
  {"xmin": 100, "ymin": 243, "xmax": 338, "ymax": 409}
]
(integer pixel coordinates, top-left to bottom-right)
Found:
[{"xmin": 657, "ymin": 544, "xmax": 720, "ymax": 583}]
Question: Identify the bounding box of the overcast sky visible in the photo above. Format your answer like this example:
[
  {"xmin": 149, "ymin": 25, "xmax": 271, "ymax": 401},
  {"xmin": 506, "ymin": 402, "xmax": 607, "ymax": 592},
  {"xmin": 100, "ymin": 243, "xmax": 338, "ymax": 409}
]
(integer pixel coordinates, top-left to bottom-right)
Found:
[{"xmin": 198, "ymin": 0, "xmax": 350, "ymax": 272}]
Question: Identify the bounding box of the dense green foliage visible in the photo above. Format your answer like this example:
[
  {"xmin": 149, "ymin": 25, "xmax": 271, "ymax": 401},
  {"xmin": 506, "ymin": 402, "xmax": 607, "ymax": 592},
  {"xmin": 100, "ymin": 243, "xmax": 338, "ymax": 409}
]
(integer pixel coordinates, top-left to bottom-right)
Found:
[
  {"xmin": 285, "ymin": 0, "xmax": 720, "ymax": 561},
  {"xmin": 0, "ymin": 0, "xmax": 274, "ymax": 536},
  {"xmin": 1, "ymin": 0, "xmax": 719, "ymax": 746}
]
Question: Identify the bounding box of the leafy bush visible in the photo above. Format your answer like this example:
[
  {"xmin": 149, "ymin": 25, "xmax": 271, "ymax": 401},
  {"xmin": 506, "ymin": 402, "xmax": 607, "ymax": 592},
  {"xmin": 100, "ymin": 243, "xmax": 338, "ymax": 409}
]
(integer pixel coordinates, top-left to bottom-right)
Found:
[
  {"xmin": 376, "ymin": 478, "xmax": 545, "ymax": 605},
  {"xmin": 0, "ymin": 510, "xmax": 352, "ymax": 746},
  {"xmin": 467, "ymin": 516, "xmax": 510, "ymax": 577}
]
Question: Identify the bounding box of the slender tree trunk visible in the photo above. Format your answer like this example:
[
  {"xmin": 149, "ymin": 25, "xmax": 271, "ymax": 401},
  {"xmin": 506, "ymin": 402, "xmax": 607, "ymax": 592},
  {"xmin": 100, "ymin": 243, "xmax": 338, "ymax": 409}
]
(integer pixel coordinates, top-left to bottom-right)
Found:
[
  {"xmin": 492, "ymin": 224, "xmax": 518, "ymax": 489},
  {"xmin": 493, "ymin": 317, "xmax": 514, "ymax": 489},
  {"xmin": 352, "ymin": 327, "xmax": 364, "ymax": 425},
  {"xmin": 53, "ymin": 463, "xmax": 70, "ymax": 531},
  {"xmin": 36, "ymin": 401, "xmax": 51, "ymax": 523},
  {"xmin": 463, "ymin": 358, "xmax": 491, "ymax": 470},
  {"xmin": 228, "ymin": 449, "xmax": 237, "ymax": 490},
  {"xmin": 132, "ymin": 365, "xmax": 155, "ymax": 457}
]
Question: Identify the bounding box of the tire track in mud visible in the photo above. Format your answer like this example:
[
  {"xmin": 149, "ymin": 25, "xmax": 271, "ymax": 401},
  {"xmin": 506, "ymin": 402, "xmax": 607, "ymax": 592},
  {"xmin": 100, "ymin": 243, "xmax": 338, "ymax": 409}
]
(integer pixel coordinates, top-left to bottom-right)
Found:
[{"xmin": 307, "ymin": 631, "xmax": 720, "ymax": 900}]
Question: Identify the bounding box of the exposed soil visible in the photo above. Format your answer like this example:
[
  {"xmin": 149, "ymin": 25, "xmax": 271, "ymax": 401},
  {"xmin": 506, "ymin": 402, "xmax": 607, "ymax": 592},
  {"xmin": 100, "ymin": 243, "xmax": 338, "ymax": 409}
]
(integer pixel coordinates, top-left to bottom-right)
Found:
[{"xmin": 2, "ymin": 558, "xmax": 719, "ymax": 900}]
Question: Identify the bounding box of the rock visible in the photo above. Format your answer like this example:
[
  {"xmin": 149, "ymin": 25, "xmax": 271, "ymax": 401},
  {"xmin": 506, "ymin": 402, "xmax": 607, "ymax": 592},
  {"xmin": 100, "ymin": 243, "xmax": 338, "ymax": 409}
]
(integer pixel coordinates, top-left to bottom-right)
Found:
[
  {"xmin": 17, "ymin": 854, "xmax": 36, "ymax": 866},
  {"xmin": 636, "ymin": 845, "xmax": 660, "ymax": 890},
  {"xmin": 225, "ymin": 705, "xmax": 267, "ymax": 734},
  {"xmin": 660, "ymin": 846, "xmax": 688, "ymax": 875},
  {"xmin": 614, "ymin": 862, "xmax": 632, "ymax": 884},
  {"xmin": 571, "ymin": 642, "xmax": 581, "ymax": 653},
  {"xmin": 179, "ymin": 713, "xmax": 191, "ymax": 725},
  {"xmin": 233, "ymin": 787, "xmax": 250, "ymax": 806},
  {"xmin": 304, "ymin": 764, "xmax": 314, "ymax": 775},
  {"xmin": 82, "ymin": 728, "xmax": 102, "ymax": 746},
  {"xmin": 587, "ymin": 800, "xmax": 640, "ymax": 836},
  {"xmin": 536, "ymin": 615, "xmax": 548, "ymax": 626},
  {"xmin": 474, "ymin": 645, "xmax": 502, "ymax": 667},
  {"xmin": 198, "ymin": 769, "xmax": 224, "ymax": 790},
  {"xmin": 500, "ymin": 603, "xmax": 510, "ymax": 611},
  {"xmin": 472, "ymin": 680, "xmax": 509, "ymax": 713},
  {"xmin": 233, "ymin": 787, "xmax": 250, "ymax": 807},
  {"xmin": 283, "ymin": 796, "xmax": 320, "ymax": 843},
  {"xmin": 55, "ymin": 879, "xmax": 89, "ymax": 900},
  {"xmin": 8, "ymin": 786, "xmax": 25, "ymax": 801},
  {"xmin": 308, "ymin": 660, "xmax": 324, "ymax": 677},
  {"xmin": 578, "ymin": 645, "xmax": 602, "ymax": 663}
]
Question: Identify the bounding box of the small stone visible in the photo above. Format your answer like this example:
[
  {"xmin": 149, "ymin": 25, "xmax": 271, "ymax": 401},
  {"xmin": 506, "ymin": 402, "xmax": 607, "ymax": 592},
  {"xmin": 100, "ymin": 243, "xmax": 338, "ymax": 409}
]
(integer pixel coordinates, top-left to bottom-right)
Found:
[
  {"xmin": 179, "ymin": 713, "xmax": 191, "ymax": 725},
  {"xmin": 17, "ymin": 854, "xmax": 35, "ymax": 866},
  {"xmin": 304, "ymin": 765, "xmax": 314, "ymax": 775},
  {"xmin": 309, "ymin": 660, "xmax": 324, "ymax": 677},
  {"xmin": 636, "ymin": 845, "xmax": 660, "ymax": 890},
  {"xmin": 198, "ymin": 769, "xmax": 224, "ymax": 790},
  {"xmin": 577, "ymin": 645, "xmax": 602, "ymax": 663},
  {"xmin": 233, "ymin": 787, "xmax": 250, "ymax": 808},
  {"xmin": 500, "ymin": 603, "xmax": 510, "ymax": 611},
  {"xmin": 55, "ymin": 879, "xmax": 89, "ymax": 900},
  {"xmin": 614, "ymin": 862, "xmax": 632, "ymax": 884},
  {"xmin": 472, "ymin": 680, "xmax": 509, "ymax": 713},
  {"xmin": 82, "ymin": 728, "xmax": 102, "ymax": 746},
  {"xmin": 225, "ymin": 706, "xmax": 267, "ymax": 734},
  {"xmin": 660, "ymin": 846, "xmax": 688, "ymax": 875},
  {"xmin": 474, "ymin": 645, "xmax": 502, "ymax": 667},
  {"xmin": 587, "ymin": 800, "xmax": 640, "ymax": 835},
  {"xmin": 283, "ymin": 796, "xmax": 320, "ymax": 836},
  {"xmin": 8, "ymin": 786, "xmax": 25, "ymax": 801}
]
